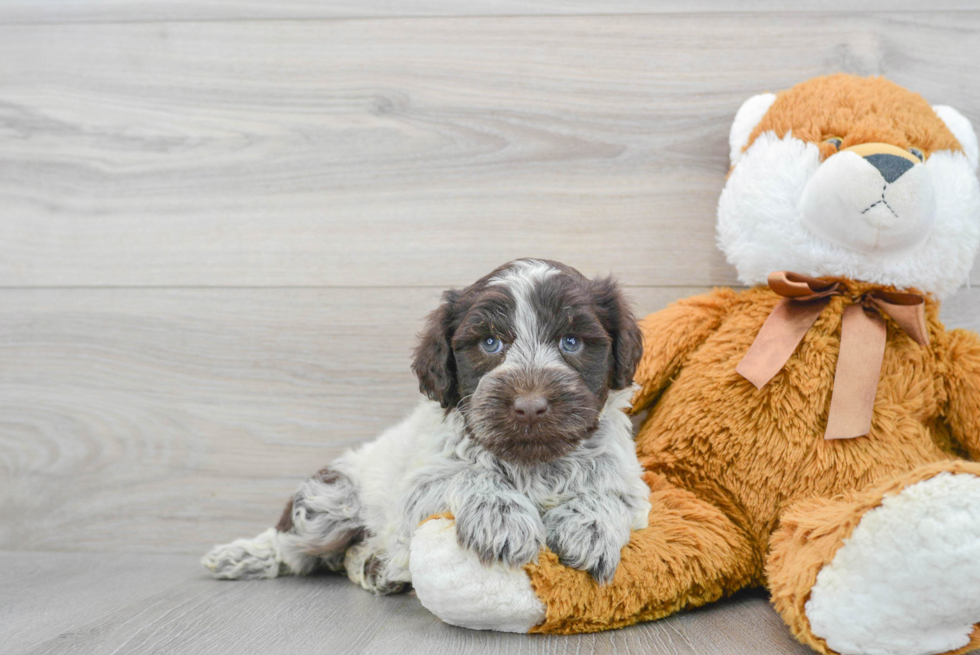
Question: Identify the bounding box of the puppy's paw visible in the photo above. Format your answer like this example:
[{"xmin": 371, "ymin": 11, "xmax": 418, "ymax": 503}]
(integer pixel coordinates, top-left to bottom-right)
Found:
[
  {"xmin": 344, "ymin": 542, "xmax": 410, "ymax": 596},
  {"xmin": 455, "ymin": 495, "xmax": 545, "ymax": 568},
  {"xmin": 544, "ymin": 502, "xmax": 629, "ymax": 585},
  {"xmin": 202, "ymin": 528, "xmax": 284, "ymax": 579}
]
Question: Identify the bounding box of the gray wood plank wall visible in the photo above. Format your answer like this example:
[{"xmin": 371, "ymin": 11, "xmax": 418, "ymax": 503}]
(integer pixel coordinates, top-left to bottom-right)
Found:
[
  {"xmin": 2, "ymin": 4, "xmax": 979, "ymax": 654},
  {"xmin": 3, "ymin": 0, "xmax": 979, "ymax": 572},
  {"xmin": 2, "ymin": 1, "xmax": 979, "ymax": 23}
]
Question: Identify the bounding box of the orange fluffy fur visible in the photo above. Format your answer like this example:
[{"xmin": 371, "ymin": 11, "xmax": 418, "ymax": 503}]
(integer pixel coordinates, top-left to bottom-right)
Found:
[
  {"xmin": 515, "ymin": 77, "xmax": 980, "ymax": 653},
  {"xmin": 523, "ymin": 282, "xmax": 980, "ymax": 654},
  {"xmin": 422, "ymin": 75, "xmax": 980, "ymax": 654},
  {"xmin": 748, "ymin": 73, "xmax": 963, "ymax": 160}
]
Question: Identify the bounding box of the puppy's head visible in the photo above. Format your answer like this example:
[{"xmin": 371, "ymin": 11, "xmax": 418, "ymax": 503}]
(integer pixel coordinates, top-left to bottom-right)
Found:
[{"xmin": 412, "ymin": 259, "xmax": 642, "ymax": 466}]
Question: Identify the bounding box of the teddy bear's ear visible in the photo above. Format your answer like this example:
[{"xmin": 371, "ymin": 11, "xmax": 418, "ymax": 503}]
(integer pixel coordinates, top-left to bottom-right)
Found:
[
  {"xmin": 729, "ymin": 93, "xmax": 777, "ymax": 167},
  {"xmin": 933, "ymin": 105, "xmax": 979, "ymax": 171}
]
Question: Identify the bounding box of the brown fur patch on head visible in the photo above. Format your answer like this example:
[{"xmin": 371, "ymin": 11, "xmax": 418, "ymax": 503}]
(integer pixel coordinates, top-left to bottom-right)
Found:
[{"xmin": 746, "ymin": 73, "xmax": 963, "ymax": 161}]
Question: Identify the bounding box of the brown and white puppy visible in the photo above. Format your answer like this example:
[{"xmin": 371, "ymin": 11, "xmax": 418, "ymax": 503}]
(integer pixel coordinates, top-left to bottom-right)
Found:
[{"xmin": 203, "ymin": 259, "xmax": 651, "ymax": 592}]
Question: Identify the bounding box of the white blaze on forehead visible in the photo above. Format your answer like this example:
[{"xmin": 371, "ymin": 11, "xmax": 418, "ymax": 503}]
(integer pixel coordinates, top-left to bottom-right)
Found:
[
  {"xmin": 488, "ymin": 260, "xmax": 562, "ymax": 371},
  {"xmin": 488, "ymin": 259, "xmax": 559, "ymax": 293}
]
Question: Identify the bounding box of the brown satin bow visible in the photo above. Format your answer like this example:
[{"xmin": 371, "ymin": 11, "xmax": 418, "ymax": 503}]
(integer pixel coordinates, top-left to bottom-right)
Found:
[{"xmin": 736, "ymin": 272, "xmax": 929, "ymax": 440}]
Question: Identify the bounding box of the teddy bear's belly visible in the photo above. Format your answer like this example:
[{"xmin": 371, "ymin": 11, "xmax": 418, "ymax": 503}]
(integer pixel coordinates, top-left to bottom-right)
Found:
[{"xmin": 635, "ymin": 335, "xmax": 953, "ymax": 546}]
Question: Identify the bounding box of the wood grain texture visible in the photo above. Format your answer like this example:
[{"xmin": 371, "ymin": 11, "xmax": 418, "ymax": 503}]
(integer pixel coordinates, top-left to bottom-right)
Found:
[
  {"xmin": 2, "ymin": 1, "xmax": 978, "ymax": 24},
  {"xmin": 2, "ymin": 551, "xmax": 813, "ymax": 655},
  {"xmin": 0, "ymin": 286, "xmax": 705, "ymax": 553},
  {"xmin": 1, "ymin": 13, "xmax": 979, "ymax": 287},
  {"xmin": 3, "ymin": 8, "xmax": 980, "ymax": 651},
  {"xmin": 1, "ymin": 286, "xmax": 977, "ymax": 555}
]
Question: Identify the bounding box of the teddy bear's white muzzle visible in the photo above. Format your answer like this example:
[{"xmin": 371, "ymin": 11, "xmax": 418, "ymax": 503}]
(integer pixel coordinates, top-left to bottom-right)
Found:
[{"xmin": 800, "ymin": 150, "xmax": 936, "ymax": 254}]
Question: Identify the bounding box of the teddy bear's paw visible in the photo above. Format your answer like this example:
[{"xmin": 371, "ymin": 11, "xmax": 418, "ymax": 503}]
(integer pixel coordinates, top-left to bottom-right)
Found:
[
  {"xmin": 806, "ymin": 472, "xmax": 980, "ymax": 655},
  {"xmin": 409, "ymin": 518, "xmax": 547, "ymax": 632}
]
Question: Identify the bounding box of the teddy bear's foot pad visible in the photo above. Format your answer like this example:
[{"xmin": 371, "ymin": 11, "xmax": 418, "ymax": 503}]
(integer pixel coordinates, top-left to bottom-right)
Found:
[
  {"xmin": 410, "ymin": 518, "xmax": 547, "ymax": 632},
  {"xmin": 806, "ymin": 472, "xmax": 980, "ymax": 655}
]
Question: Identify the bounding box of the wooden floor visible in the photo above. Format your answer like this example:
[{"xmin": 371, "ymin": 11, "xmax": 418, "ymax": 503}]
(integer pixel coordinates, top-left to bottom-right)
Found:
[
  {"xmin": 4, "ymin": 551, "xmax": 814, "ymax": 655},
  {"xmin": 2, "ymin": 1, "xmax": 980, "ymax": 653}
]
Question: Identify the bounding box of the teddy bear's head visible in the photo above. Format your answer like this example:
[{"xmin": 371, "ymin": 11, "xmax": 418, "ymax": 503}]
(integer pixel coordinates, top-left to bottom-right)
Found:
[{"xmin": 718, "ymin": 73, "xmax": 980, "ymax": 298}]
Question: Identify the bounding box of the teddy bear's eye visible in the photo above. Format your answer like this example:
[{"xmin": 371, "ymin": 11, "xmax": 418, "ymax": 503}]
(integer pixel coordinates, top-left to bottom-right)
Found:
[
  {"xmin": 824, "ymin": 137, "xmax": 843, "ymax": 150},
  {"xmin": 909, "ymin": 147, "xmax": 925, "ymax": 162}
]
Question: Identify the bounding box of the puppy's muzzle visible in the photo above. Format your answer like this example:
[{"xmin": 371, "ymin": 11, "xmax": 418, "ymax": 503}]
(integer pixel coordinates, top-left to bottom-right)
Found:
[{"xmin": 468, "ymin": 367, "xmax": 598, "ymax": 465}]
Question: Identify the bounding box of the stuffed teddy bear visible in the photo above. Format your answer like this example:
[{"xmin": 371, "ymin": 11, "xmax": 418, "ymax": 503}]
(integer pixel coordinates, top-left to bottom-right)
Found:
[{"xmin": 406, "ymin": 74, "xmax": 980, "ymax": 655}]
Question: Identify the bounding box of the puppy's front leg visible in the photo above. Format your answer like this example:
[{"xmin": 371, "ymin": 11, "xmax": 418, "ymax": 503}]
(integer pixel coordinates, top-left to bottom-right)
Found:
[
  {"xmin": 451, "ymin": 472, "xmax": 545, "ymax": 568},
  {"xmin": 543, "ymin": 494, "xmax": 633, "ymax": 585}
]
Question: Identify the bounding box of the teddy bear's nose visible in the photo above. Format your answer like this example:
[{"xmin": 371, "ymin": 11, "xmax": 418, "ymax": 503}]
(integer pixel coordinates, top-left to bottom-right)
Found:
[{"xmin": 864, "ymin": 153, "xmax": 915, "ymax": 184}]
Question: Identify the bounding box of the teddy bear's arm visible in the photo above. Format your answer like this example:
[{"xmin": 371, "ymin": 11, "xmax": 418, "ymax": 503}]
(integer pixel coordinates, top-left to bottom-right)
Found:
[
  {"xmin": 632, "ymin": 289, "xmax": 736, "ymax": 412},
  {"xmin": 943, "ymin": 328, "xmax": 980, "ymax": 461}
]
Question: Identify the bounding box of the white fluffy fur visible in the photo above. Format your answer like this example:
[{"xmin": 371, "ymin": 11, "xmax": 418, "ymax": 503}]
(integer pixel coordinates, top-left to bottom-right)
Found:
[
  {"xmin": 202, "ymin": 527, "xmax": 283, "ymax": 579},
  {"xmin": 934, "ymin": 105, "xmax": 979, "ymax": 171},
  {"xmin": 410, "ymin": 518, "xmax": 547, "ymax": 632},
  {"xmin": 358, "ymin": 385, "xmax": 649, "ymax": 586},
  {"xmin": 718, "ymin": 131, "xmax": 980, "ymax": 298},
  {"xmin": 203, "ymin": 383, "xmax": 648, "ymax": 596},
  {"xmin": 806, "ymin": 473, "xmax": 980, "ymax": 655},
  {"xmin": 729, "ymin": 93, "xmax": 777, "ymax": 166},
  {"xmin": 488, "ymin": 260, "xmax": 562, "ymax": 373},
  {"xmin": 800, "ymin": 150, "xmax": 936, "ymax": 254},
  {"xmin": 401, "ymin": 388, "xmax": 648, "ymax": 632}
]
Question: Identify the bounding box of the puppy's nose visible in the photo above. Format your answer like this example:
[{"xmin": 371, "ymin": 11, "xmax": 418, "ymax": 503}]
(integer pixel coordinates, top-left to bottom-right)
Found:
[
  {"xmin": 864, "ymin": 153, "xmax": 915, "ymax": 184},
  {"xmin": 513, "ymin": 394, "xmax": 548, "ymax": 421}
]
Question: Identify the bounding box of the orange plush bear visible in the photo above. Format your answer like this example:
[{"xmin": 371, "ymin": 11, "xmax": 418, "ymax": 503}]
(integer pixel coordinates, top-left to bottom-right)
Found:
[{"xmin": 409, "ymin": 75, "xmax": 980, "ymax": 655}]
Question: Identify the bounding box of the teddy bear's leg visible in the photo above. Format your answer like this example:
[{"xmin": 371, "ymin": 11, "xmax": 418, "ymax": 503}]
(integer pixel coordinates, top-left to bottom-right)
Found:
[
  {"xmin": 410, "ymin": 473, "xmax": 758, "ymax": 634},
  {"xmin": 767, "ymin": 460, "xmax": 980, "ymax": 655}
]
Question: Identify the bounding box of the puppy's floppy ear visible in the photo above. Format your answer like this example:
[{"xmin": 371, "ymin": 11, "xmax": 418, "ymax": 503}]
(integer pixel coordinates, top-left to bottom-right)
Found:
[
  {"xmin": 590, "ymin": 276, "xmax": 644, "ymax": 390},
  {"xmin": 412, "ymin": 289, "xmax": 461, "ymax": 408}
]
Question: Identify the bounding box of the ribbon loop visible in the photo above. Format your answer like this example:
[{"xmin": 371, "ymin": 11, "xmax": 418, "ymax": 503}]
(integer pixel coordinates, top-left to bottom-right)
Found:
[
  {"xmin": 737, "ymin": 273, "xmax": 929, "ymax": 440},
  {"xmin": 767, "ymin": 271, "xmax": 841, "ymax": 300},
  {"xmin": 865, "ymin": 291, "xmax": 929, "ymax": 347}
]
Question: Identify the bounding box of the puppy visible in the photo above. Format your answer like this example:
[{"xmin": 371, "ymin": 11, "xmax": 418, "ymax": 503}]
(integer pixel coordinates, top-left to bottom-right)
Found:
[{"xmin": 203, "ymin": 259, "xmax": 651, "ymax": 592}]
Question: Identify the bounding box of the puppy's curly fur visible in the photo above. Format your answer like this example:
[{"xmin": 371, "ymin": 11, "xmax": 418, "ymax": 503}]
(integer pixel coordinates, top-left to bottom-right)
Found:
[{"xmin": 203, "ymin": 259, "xmax": 651, "ymax": 591}]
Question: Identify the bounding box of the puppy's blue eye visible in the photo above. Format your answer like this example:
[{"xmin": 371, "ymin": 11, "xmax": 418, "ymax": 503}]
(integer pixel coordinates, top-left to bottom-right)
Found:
[
  {"xmin": 909, "ymin": 147, "xmax": 924, "ymax": 162},
  {"xmin": 560, "ymin": 335, "xmax": 582, "ymax": 353},
  {"xmin": 481, "ymin": 336, "xmax": 503, "ymax": 354}
]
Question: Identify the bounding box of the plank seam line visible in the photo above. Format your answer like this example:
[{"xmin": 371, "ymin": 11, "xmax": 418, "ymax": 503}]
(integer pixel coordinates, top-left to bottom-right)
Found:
[{"xmin": 0, "ymin": 10, "xmax": 972, "ymax": 27}]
